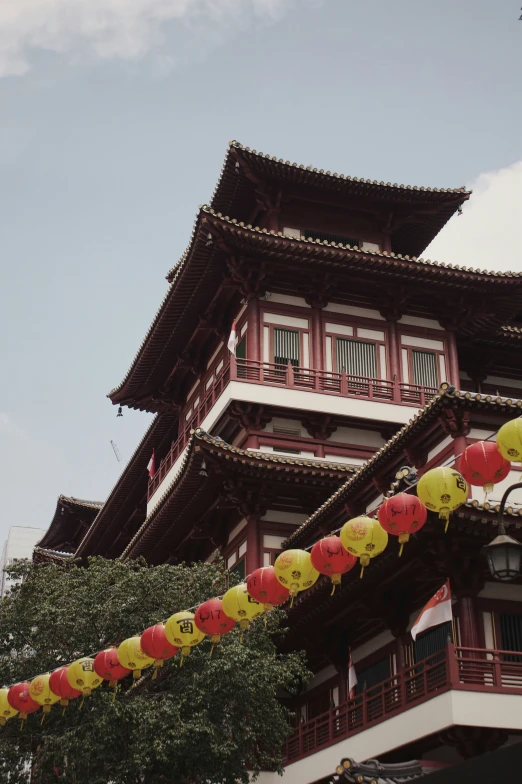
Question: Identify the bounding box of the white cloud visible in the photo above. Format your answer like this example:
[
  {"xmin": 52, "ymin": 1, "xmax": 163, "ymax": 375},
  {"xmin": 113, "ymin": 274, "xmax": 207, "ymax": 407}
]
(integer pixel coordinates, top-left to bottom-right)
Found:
[
  {"xmin": 0, "ymin": 0, "xmax": 296, "ymax": 77},
  {"xmin": 425, "ymin": 160, "xmax": 522, "ymax": 273}
]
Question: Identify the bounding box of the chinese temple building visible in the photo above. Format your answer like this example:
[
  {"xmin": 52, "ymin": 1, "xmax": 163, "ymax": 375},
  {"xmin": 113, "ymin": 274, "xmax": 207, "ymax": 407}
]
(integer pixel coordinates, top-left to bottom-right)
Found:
[{"xmin": 36, "ymin": 143, "xmax": 522, "ymax": 782}]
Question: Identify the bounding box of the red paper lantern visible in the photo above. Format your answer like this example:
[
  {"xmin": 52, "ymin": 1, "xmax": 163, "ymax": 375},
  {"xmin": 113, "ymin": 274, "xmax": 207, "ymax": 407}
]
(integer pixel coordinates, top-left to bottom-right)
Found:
[
  {"xmin": 378, "ymin": 493, "xmax": 428, "ymax": 555},
  {"xmin": 7, "ymin": 682, "xmax": 40, "ymax": 721},
  {"xmin": 246, "ymin": 566, "xmax": 290, "ymax": 611},
  {"xmin": 459, "ymin": 441, "xmax": 510, "ymax": 495},
  {"xmin": 49, "ymin": 666, "xmax": 81, "ymax": 707},
  {"xmin": 94, "ymin": 647, "xmax": 131, "ymax": 688},
  {"xmin": 195, "ymin": 598, "xmax": 235, "ymax": 645},
  {"xmin": 310, "ymin": 536, "xmax": 357, "ymax": 592},
  {"xmin": 141, "ymin": 623, "xmax": 179, "ymax": 672}
]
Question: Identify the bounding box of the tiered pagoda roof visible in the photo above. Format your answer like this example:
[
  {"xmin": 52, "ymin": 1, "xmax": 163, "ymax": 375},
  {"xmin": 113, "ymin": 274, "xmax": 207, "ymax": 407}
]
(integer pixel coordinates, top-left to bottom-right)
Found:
[
  {"xmin": 74, "ymin": 410, "xmax": 178, "ymax": 559},
  {"xmin": 209, "ymin": 141, "xmax": 471, "ymax": 258},
  {"xmin": 110, "ymin": 206, "xmax": 522, "ymax": 412},
  {"xmin": 333, "ymin": 756, "xmax": 425, "ymax": 783},
  {"xmin": 121, "ymin": 428, "xmax": 354, "ymax": 564},
  {"xmin": 36, "ymin": 496, "xmax": 103, "ymax": 556},
  {"xmin": 286, "ymin": 386, "xmax": 522, "ymax": 548},
  {"xmin": 276, "ymin": 388, "xmax": 522, "ymax": 662}
]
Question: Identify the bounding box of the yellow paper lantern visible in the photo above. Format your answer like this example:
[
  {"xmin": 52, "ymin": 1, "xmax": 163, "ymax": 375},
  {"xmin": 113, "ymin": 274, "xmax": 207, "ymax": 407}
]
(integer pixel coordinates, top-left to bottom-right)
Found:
[
  {"xmin": 497, "ymin": 419, "xmax": 522, "ymax": 463},
  {"xmin": 0, "ymin": 687, "xmax": 18, "ymax": 725},
  {"xmin": 117, "ymin": 636, "xmax": 154, "ymax": 679},
  {"xmin": 221, "ymin": 584, "xmax": 263, "ymax": 631},
  {"xmin": 274, "ymin": 550, "xmax": 320, "ymax": 604},
  {"xmin": 164, "ymin": 612, "xmax": 206, "ymax": 660},
  {"xmin": 67, "ymin": 657, "xmax": 103, "ymax": 697},
  {"xmin": 29, "ymin": 673, "xmax": 60, "ymax": 714},
  {"xmin": 340, "ymin": 516, "xmax": 388, "ymax": 577},
  {"xmin": 417, "ymin": 466, "xmax": 468, "ymax": 531}
]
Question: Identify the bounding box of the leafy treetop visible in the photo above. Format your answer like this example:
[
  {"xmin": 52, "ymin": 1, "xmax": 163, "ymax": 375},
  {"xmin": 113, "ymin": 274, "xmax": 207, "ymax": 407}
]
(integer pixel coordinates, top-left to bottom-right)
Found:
[{"xmin": 0, "ymin": 557, "xmax": 309, "ymax": 784}]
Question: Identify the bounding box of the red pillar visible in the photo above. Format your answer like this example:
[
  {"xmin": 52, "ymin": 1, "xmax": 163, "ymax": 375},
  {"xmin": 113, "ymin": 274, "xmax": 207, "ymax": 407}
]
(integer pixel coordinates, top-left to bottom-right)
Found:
[
  {"xmin": 387, "ymin": 320, "xmax": 401, "ymax": 402},
  {"xmin": 312, "ymin": 307, "xmax": 324, "ymax": 370},
  {"xmin": 247, "ymin": 298, "xmax": 260, "ymax": 363},
  {"xmin": 337, "ymin": 665, "xmax": 348, "ymax": 704},
  {"xmin": 453, "ymin": 434, "xmax": 468, "ymax": 463},
  {"xmin": 446, "ymin": 330, "xmax": 460, "ymax": 386},
  {"xmin": 458, "ymin": 597, "xmax": 480, "ymax": 650},
  {"xmin": 245, "ymin": 515, "xmax": 261, "ymax": 575}
]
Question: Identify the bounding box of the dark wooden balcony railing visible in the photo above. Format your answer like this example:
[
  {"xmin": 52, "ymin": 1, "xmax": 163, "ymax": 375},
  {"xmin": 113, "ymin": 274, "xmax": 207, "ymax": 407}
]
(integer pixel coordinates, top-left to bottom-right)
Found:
[
  {"xmin": 284, "ymin": 644, "xmax": 522, "ymax": 766},
  {"xmin": 147, "ymin": 356, "xmax": 438, "ymax": 501}
]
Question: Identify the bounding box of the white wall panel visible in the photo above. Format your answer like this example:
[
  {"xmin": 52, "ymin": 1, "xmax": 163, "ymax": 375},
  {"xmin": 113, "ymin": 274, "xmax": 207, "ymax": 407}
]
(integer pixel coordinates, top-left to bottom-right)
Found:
[
  {"xmin": 265, "ymin": 292, "xmax": 311, "ymax": 308},
  {"xmin": 325, "ymin": 322, "xmax": 354, "ymax": 336},
  {"xmin": 324, "ymin": 303, "xmax": 385, "ymax": 320},
  {"xmin": 400, "ymin": 335, "xmax": 444, "ymax": 351},
  {"xmin": 398, "ymin": 315, "xmax": 443, "ymax": 330},
  {"xmin": 357, "ymin": 328, "xmax": 385, "ymax": 341},
  {"xmin": 263, "ymin": 312, "xmax": 309, "ymax": 329}
]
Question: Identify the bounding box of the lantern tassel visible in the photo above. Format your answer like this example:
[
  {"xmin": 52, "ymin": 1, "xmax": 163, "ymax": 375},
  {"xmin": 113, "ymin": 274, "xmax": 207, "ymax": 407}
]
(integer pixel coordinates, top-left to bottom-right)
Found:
[
  {"xmin": 210, "ymin": 644, "xmax": 215, "ymax": 657},
  {"xmin": 79, "ymin": 697, "xmax": 84, "ymax": 711},
  {"xmin": 112, "ymin": 686, "xmax": 118, "ymax": 704},
  {"xmin": 290, "ymin": 595, "xmax": 295, "ymax": 609},
  {"xmin": 330, "ymin": 583, "xmax": 336, "ymax": 596},
  {"xmin": 40, "ymin": 713, "xmax": 45, "ymax": 726},
  {"xmin": 152, "ymin": 668, "xmax": 158, "ymax": 680},
  {"xmin": 19, "ymin": 719, "xmax": 25, "ymax": 732},
  {"xmin": 399, "ymin": 543, "xmax": 404, "ymax": 557},
  {"xmin": 440, "ymin": 508, "xmax": 450, "ymax": 533},
  {"xmin": 62, "ymin": 706, "xmax": 66, "ymax": 717},
  {"xmin": 360, "ymin": 565, "xmax": 365, "ymax": 579}
]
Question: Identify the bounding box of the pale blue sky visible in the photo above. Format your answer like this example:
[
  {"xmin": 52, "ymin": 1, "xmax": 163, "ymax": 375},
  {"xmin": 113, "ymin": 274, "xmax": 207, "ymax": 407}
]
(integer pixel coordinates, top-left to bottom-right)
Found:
[{"xmin": 0, "ymin": 0, "xmax": 520, "ymax": 540}]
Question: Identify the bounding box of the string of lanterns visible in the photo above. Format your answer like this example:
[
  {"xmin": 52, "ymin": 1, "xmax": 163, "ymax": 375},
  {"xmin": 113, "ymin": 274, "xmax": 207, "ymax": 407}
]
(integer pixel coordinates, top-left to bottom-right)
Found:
[{"xmin": 0, "ymin": 419, "xmax": 520, "ymax": 728}]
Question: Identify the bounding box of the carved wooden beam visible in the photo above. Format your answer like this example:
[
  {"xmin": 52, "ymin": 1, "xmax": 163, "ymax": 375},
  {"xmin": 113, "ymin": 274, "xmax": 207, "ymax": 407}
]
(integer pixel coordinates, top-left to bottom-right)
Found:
[
  {"xmin": 438, "ymin": 406, "xmax": 471, "ymax": 438},
  {"xmin": 218, "ymin": 478, "xmax": 268, "ymax": 519},
  {"xmin": 228, "ymin": 402, "xmax": 272, "ymax": 431},
  {"xmin": 226, "ymin": 256, "xmax": 268, "ymax": 301},
  {"xmin": 301, "ymin": 414, "xmax": 337, "ymax": 440}
]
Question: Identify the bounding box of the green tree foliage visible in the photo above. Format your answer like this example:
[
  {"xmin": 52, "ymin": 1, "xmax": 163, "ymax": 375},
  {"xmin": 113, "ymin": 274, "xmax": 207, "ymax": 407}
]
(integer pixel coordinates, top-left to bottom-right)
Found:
[{"xmin": 0, "ymin": 558, "xmax": 309, "ymax": 783}]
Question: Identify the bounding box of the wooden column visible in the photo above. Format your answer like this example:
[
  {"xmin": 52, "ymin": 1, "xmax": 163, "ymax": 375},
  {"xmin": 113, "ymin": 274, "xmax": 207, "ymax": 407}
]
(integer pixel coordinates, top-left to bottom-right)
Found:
[
  {"xmin": 458, "ymin": 597, "xmax": 480, "ymax": 650},
  {"xmin": 312, "ymin": 307, "xmax": 324, "ymax": 370},
  {"xmin": 387, "ymin": 319, "xmax": 401, "ymax": 403},
  {"xmin": 337, "ymin": 664, "xmax": 348, "ymax": 704},
  {"xmin": 247, "ymin": 297, "xmax": 261, "ymax": 363},
  {"xmin": 446, "ymin": 330, "xmax": 460, "ymax": 386},
  {"xmin": 245, "ymin": 515, "xmax": 261, "ymax": 575}
]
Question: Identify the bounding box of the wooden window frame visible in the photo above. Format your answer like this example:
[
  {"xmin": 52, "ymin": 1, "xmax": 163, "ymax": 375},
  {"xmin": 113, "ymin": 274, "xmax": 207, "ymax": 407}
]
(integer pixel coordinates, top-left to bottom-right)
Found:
[
  {"xmin": 331, "ymin": 334, "xmax": 382, "ymax": 379},
  {"xmin": 398, "ymin": 329, "xmax": 448, "ymax": 387},
  {"xmin": 323, "ymin": 314, "xmax": 388, "ymax": 379}
]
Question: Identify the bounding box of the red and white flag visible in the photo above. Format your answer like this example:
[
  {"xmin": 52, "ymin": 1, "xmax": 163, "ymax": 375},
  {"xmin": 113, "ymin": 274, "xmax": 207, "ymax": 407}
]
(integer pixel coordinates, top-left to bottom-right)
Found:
[
  {"xmin": 348, "ymin": 651, "xmax": 357, "ymax": 699},
  {"xmin": 147, "ymin": 450, "xmax": 155, "ymax": 479},
  {"xmin": 227, "ymin": 321, "xmax": 237, "ymax": 354},
  {"xmin": 411, "ymin": 580, "xmax": 452, "ymax": 641}
]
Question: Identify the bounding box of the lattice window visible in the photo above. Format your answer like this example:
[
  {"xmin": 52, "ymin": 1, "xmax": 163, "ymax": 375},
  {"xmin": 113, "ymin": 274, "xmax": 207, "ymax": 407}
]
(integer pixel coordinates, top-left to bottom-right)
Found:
[
  {"xmin": 336, "ymin": 338, "xmax": 377, "ymax": 379},
  {"xmin": 411, "ymin": 350, "xmax": 438, "ymax": 388},
  {"xmin": 274, "ymin": 328, "xmax": 300, "ymax": 367},
  {"xmin": 355, "ymin": 655, "xmax": 391, "ymax": 695},
  {"xmin": 414, "ymin": 621, "xmax": 452, "ymax": 663},
  {"xmin": 499, "ymin": 613, "xmax": 522, "ymax": 662}
]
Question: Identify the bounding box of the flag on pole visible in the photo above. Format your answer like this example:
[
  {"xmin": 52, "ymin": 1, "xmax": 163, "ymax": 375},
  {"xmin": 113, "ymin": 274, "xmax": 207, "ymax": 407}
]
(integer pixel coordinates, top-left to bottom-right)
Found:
[
  {"xmin": 227, "ymin": 321, "xmax": 237, "ymax": 354},
  {"xmin": 147, "ymin": 450, "xmax": 155, "ymax": 479},
  {"xmin": 410, "ymin": 579, "xmax": 452, "ymax": 641},
  {"xmin": 348, "ymin": 651, "xmax": 357, "ymax": 699}
]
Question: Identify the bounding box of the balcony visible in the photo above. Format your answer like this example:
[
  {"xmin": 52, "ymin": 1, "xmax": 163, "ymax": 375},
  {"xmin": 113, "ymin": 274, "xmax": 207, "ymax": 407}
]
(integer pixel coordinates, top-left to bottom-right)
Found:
[
  {"xmin": 284, "ymin": 643, "xmax": 522, "ymax": 766},
  {"xmin": 147, "ymin": 356, "xmax": 438, "ymax": 501}
]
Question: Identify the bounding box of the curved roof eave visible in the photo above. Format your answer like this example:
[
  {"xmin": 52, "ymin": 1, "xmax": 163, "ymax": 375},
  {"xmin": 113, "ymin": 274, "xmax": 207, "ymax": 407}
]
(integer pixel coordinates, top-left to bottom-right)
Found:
[{"xmin": 284, "ymin": 386, "xmax": 522, "ymax": 548}]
